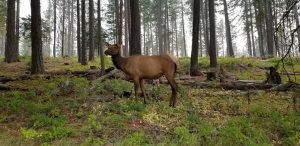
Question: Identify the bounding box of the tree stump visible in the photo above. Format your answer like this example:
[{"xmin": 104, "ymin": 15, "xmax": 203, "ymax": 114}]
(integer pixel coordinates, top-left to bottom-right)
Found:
[
  {"xmin": 207, "ymin": 72, "xmax": 217, "ymax": 81},
  {"xmin": 266, "ymin": 67, "xmax": 281, "ymax": 84}
]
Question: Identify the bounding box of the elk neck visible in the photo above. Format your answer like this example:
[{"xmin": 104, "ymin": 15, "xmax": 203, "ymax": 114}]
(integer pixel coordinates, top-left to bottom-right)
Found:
[{"xmin": 111, "ymin": 53, "xmax": 126, "ymax": 70}]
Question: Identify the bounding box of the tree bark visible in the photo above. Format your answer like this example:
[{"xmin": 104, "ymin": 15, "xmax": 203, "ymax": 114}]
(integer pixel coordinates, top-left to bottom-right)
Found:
[
  {"xmin": 209, "ymin": 0, "xmax": 217, "ymax": 67},
  {"xmin": 53, "ymin": 0, "xmax": 57, "ymax": 57},
  {"xmin": 124, "ymin": 0, "xmax": 130, "ymax": 56},
  {"xmin": 117, "ymin": 0, "xmax": 123, "ymax": 46},
  {"xmin": 294, "ymin": 4, "xmax": 300, "ymax": 54},
  {"xmin": 129, "ymin": 0, "xmax": 141, "ymax": 55},
  {"xmin": 223, "ymin": 0, "xmax": 234, "ymax": 57},
  {"xmin": 89, "ymin": 0, "xmax": 95, "ymax": 61},
  {"xmin": 254, "ymin": 2, "xmax": 265, "ymax": 57},
  {"xmin": 61, "ymin": 0, "xmax": 66, "ymax": 57},
  {"xmin": 249, "ymin": 0, "xmax": 256, "ymax": 57},
  {"xmin": 190, "ymin": 0, "xmax": 201, "ymax": 76},
  {"xmin": 98, "ymin": 0, "xmax": 105, "ymax": 74},
  {"xmin": 81, "ymin": 0, "xmax": 87, "ymax": 65},
  {"xmin": 181, "ymin": 0, "xmax": 187, "ymax": 57},
  {"xmin": 265, "ymin": 0, "xmax": 275, "ymax": 57},
  {"xmin": 16, "ymin": 0, "xmax": 20, "ymax": 55},
  {"xmin": 244, "ymin": 0, "xmax": 252, "ymax": 56},
  {"xmin": 77, "ymin": 0, "xmax": 81, "ymax": 62},
  {"xmin": 31, "ymin": 0, "xmax": 44, "ymax": 74},
  {"xmin": 5, "ymin": 0, "xmax": 18, "ymax": 63}
]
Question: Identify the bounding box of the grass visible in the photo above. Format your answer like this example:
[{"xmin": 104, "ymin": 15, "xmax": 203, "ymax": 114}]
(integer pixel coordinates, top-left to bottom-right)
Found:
[{"xmin": 0, "ymin": 56, "xmax": 299, "ymax": 145}]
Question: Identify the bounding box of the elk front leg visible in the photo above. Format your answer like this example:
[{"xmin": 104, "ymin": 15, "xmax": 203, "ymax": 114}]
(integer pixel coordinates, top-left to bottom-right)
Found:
[{"xmin": 133, "ymin": 77, "xmax": 140, "ymax": 102}]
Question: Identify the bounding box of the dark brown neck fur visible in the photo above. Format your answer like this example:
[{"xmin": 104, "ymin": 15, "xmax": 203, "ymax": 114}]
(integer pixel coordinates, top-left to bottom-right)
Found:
[{"xmin": 111, "ymin": 54, "xmax": 125, "ymax": 70}]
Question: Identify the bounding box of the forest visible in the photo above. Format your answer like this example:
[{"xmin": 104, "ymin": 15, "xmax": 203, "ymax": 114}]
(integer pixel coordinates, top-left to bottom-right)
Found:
[{"xmin": 0, "ymin": 0, "xmax": 300, "ymax": 145}]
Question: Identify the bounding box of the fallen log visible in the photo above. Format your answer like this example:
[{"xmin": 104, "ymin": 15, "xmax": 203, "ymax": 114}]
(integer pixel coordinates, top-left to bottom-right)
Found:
[
  {"xmin": 180, "ymin": 80, "xmax": 275, "ymax": 90},
  {"xmin": 269, "ymin": 81, "xmax": 299, "ymax": 92},
  {"xmin": 0, "ymin": 84, "xmax": 11, "ymax": 90},
  {"xmin": 45, "ymin": 70, "xmax": 101, "ymax": 76}
]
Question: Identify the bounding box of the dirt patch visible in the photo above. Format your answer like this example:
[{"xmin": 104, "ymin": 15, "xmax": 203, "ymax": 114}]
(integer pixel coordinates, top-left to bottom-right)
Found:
[{"xmin": 0, "ymin": 62, "xmax": 27, "ymax": 74}]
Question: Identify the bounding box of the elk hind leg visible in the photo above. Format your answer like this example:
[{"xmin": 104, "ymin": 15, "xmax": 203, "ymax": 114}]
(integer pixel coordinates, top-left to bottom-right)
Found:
[
  {"xmin": 165, "ymin": 74, "xmax": 178, "ymax": 107},
  {"xmin": 140, "ymin": 79, "xmax": 147, "ymax": 104}
]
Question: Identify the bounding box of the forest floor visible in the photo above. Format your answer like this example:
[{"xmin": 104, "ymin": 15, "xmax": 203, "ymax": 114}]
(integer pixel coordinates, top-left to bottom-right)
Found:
[{"xmin": 0, "ymin": 57, "xmax": 300, "ymax": 146}]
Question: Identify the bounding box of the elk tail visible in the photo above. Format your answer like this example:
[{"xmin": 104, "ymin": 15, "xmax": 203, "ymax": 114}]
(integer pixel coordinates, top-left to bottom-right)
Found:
[{"xmin": 166, "ymin": 54, "xmax": 179, "ymax": 74}]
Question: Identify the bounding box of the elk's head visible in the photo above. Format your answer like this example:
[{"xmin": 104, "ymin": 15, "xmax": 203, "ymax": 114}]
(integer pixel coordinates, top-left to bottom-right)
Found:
[{"xmin": 104, "ymin": 42, "xmax": 121, "ymax": 56}]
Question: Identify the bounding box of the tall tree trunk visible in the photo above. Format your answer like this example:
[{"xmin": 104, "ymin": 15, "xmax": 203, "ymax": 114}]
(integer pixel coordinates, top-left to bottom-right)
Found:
[
  {"xmin": 16, "ymin": 0, "xmax": 20, "ymax": 55},
  {"xmin": 265, "ymin": 0, "xmax": 275, "ymax": 57},
  {"xmin": 53, "ymin": 0, "xmax": 57, "ymax": 57},
  {"xmin": 124, "ymin": 0, "xmax": 130, "ymax": 56},
  {"xmin": 98, "ymin": 0, "xmax": 105, "ymax": 74},
  {"xmin": 70, "ymin": 0, "xmax": 74, "ymax": 56},
  {"xmin": 175, "ymin": 14, "xmax": 179, "ymax": 57},
  {"xmin": 190, "ymin": 0, "xmax": 201, "ymax": 76},
  {"xmin": 129, "ymin": 0, "xmax": 141, "ymax": 55},
  {"xmin": 249, "ymin": 0, "xmax": 256, "ymax": 57},
  {"xmin": 209, "ymin": 0, "xmax": 217, "ymax": 67},
  {"xmin": 157, "ymin": 0, "xmax": 163, "ymax": 54},
  {"xmin": 181, "ymin": 0, "xmax": 187, "ymax": 57},
  {"xmin": 118, "ymin": 0, "xmax": 123, "ymax": 45},
  {"xmin": 89, "ymin": 0, "xmax": 94, "ymax": 61},
  {"xmin": 77, "ymin": 0, "xmax": 81, "ymax": 62},
  {"xmin": 245, "ymin": 0, "xmax": 252, "ymax": 56},
  {"xmin": 254, "ymin": 3, "xmax": 265, "ymax": 57},
  {"xmin": 115, "ymin": 0, "xmax": 119, "ymax": 42},
  {"xmin": 294, "ymin": 4, "xmax": 300, "ymax": 54},
  {"xmin": 200, "ymin": 0, "xmax": 208, "ymax": 57},
  {"xmin": 81, "ymin": 0, "xmax": 87, "ymax": 65},
  {"xmin": 31, "ymin": 0, "xmax": 44, "ymax": 74},
  {"xmin": 5, "ymin": 0, "xmax": 18, "ymax": 63},
  {"xmin": 223, "ymin": 0, "xmax": 234, "ymax": 57},
  {"xmin": 164, "ymin": 0, "xmax": 170, "ymax": 53},
  {"xmin": 204, "ymin": 0, "xmax": 209, "ymax": 56},
  {"xmin": 61, "ymin": 0, "xmax": 66, "ymax": 57}
]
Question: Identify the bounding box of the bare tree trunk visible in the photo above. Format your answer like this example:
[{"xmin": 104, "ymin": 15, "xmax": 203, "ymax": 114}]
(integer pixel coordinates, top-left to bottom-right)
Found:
[
  {"xmin": 249, "ymin": 0, "xmax": 256, "ymax": 57},
  {"xmin": 5, "ymin": 0, "xmax": 18, "ymax": 63},
  {"xmin": 77, "ymin": 0, "xmax": 81, "ymax": 62},
  {"xmin": 223, "ymin": 0, "xmax": 234, "ymax": 57},
  {"xmin": 181, "ymin": 0, "xmax": 187, "ymax": 56},
  {"xmin": 190, "ymin": 0, "xmax": 201, "ymax": 76},
  {"xmin": 118, "ymin": 0, "xmax": 123, "ymax": 45},
  {"xmin": 81, "ymin": 0, "xmax": 87, "ymax": 65},
  {"xmin": 245, "ymin": 0, "xmax": 252, "ymax": 56},
  {"xmin": 16, "ymin": 0, "xmax": 20, "ymax": 55},
  {"xmin": 89, "ymin": 0, "xmax": 94, "ymax": 61},
  {"xmin": 254, "ymin": 3, "xmax": 265, "ymax": 57},
  {"xmin": 209, "ymin": 0, "xmax": 217, "ymax": 67},
  {"xmin": 31, "ymin": 0, "xmax": 44, "ymax": 74},
  {"xmin": 61, "ymin": 0, "xmax": 66, "ymax": 57},
  {"xmin": 204, "ymin": 0, "xmax": 209, "ymax": 56},
  {"xmin": 175, "ymin": 14, "xmax": 179, "ymax": 57},
  {"xmin": 265, "ymin": 0, "xmax": 275, "ymax": 57},
  {"xmin": 124, "ymin": 0, "xmax": 130, "ymax": 56},
  {"xmin": 129, "ymin": 0, "xmax": 141, "ymax": 55},
  {"xmin": 164, "ymin": 0, "xmax": 170, "ymax": 53},
  {"xmin": 98, "ymin": 0, "xmax": 105, "ymax": 74},
  {"xmin": 157, "ymin": 0, "xmax": 163, "ymax": 54},
  {"xmin": 71, "ymin": 0, "xmax": 74, "ymax": 56},
  {"xmin": 53, "ymin": 0, "xmax": 57, "ymax": 57},
  {"xmin": 294, "ymin": 4, "xmax": 300, "ymax": 54},
  {"xmin": 115, "ymin": 0, "xmax": 119, "ymax": 42}
]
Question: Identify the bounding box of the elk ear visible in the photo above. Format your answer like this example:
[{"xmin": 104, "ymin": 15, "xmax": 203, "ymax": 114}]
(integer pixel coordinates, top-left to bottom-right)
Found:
[{"xmin": 105, "ymin": 42, "xmax": 110, "ymax": 47}]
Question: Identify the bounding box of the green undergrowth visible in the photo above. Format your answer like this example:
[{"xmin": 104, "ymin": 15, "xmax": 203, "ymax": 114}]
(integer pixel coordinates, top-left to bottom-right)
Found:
[{"xmin": 1, "ymin": 57, "xmax": 300, "ymax": 145}]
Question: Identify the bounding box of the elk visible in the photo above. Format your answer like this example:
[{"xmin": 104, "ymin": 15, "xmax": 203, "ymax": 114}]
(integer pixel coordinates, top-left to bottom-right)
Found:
[{"xmin": 104, "ymin": 43, "xmax": 178, "ymax": 107}]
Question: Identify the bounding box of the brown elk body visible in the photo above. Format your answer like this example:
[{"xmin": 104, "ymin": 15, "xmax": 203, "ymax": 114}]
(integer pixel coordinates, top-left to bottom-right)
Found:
[{"xmin": 104, "ymin": 43, "xmax": 178, "ymax": 107}]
